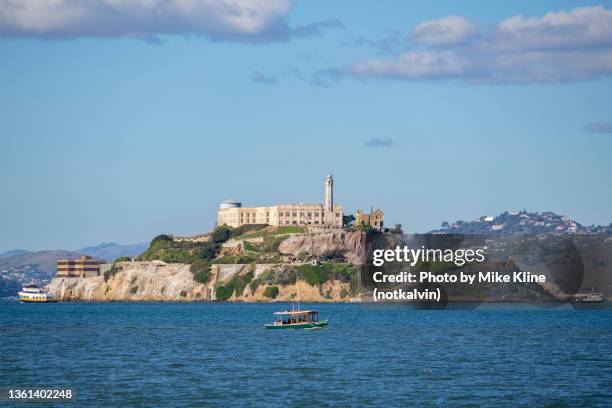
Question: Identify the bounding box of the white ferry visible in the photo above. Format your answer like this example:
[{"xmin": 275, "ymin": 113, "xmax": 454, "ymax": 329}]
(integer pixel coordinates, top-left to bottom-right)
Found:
[
  {"xmin": 572, "ymin": 292, "xmax": 604, "ymax": 303},
  {"xmin": 18, "ymin": 281, "xmax": 57, "ymax": 303}
]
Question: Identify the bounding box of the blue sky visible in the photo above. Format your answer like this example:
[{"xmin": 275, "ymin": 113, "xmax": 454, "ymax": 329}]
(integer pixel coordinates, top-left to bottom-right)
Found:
[{"xmin": 1, "ymin": 0, "xmax": 612, "ymax": 252}]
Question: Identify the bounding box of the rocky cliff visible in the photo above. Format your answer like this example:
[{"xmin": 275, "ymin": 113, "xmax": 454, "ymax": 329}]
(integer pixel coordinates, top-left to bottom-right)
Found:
[
  {"xmin": 47, "ymin": 261, "xmax": 359, "ymax": 302},
  {"xmin": 47, "ymin": 262, "xmax": 207, "ymax": 301},
  {"xmin": 278, "ymin": 230, "xmax": 367, "ymax": 264},
  {"xmin": 46, "ymin": 230, "xmax": 403, "ymax": 302},
  {"xmin": 278, "ymin": 230, "xmax": 402, "ymax": 265}
]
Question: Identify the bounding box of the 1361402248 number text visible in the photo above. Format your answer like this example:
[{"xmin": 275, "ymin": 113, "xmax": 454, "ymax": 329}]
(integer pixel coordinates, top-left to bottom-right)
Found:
[{"xmin": 7, "ymin": 389, "xmax": 73, "ymax": 400}]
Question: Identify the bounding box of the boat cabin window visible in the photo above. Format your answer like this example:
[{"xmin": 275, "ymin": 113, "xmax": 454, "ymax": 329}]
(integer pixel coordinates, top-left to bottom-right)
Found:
[{"xmin": 275, "ymin": 311, "xmax": 320, "ymax": 324}]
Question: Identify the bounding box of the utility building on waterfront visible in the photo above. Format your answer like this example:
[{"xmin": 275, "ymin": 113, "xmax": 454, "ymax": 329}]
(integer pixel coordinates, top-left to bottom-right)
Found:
[{"xmin": 56, "ymin": 256, "xmax": 106, "ymax": 278}]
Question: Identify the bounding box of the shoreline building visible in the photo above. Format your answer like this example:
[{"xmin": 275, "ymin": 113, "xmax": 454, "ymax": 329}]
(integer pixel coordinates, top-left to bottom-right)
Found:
[
  {"xmin": 56, "ymin": 256, "xmax": 106, "ymax": 278},
  {"xmin": 217, "ymin": 175, "xmax": 343, "ymax": 229}
]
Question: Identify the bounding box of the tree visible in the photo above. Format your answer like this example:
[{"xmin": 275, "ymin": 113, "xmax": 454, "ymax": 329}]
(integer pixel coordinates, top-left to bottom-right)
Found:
[
  {"xmin": 215, "ymin": 284, "xmax": 234, "ymax": 300},
  {"xmin": 355, "ymin": 223, "xmax": 376, "ymax": 234},
  {"xmin": 263, "ymin": 286, "xmax": 279, "ymax": 299},
  {"xmin": 151, "ymin": 234, "xmax": 173, "ymax": 243},
  {"xmin": 343, "ymin": 214, "xmax": 355, "ymax": 228},
  {"xmin": 211, "ymin": 226, "xmax": 231, "ymax": 244},
  {"xmin": 196, "ymin": 242, "xmax": 218, "ymax": 261},
  {"xmin": 190, "ymin": 259, "xmax": 212, "ymax": 284}
]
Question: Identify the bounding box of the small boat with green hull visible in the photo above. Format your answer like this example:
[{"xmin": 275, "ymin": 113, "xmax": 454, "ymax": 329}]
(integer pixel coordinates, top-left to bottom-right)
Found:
[{"xmin": 265, "ymin": 310, "xmax": 328, "ymax": 330}]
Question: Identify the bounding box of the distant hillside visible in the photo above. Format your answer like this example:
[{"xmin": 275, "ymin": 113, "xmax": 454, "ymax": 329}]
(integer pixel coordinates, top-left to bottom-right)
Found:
[
  {"xmin": 0, "ymin": 243, "xmax": 147, "ymax": 296},
  {"xmin": 431, "ymin": 210, "xmax": 611, "ymax": 235},
  {"xmin": 77, "ymin": 242, "xmax": 147, "ymax": 261},
  {"xmin": 0, "ymin": 250, "xmax": 84, "ymax": 294},
  {"xmin": 0, "ymin": 249, "xmax": 30, "ymax": 259},
  {"xmin": 0, "ymin": 276, "xmax": 22, "ymax": 298}
]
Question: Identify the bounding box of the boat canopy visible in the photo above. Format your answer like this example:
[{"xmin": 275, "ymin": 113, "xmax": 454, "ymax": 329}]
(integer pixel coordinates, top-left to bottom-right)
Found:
[{"xmin": 273, "ymin": 310, "xmax": 318, "ymax": 315}]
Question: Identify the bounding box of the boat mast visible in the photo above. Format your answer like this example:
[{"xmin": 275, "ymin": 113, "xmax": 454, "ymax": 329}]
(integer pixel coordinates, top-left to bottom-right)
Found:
[{"xmin": 297, "ymin": 284, "xmax": 301, "ymax": 311}]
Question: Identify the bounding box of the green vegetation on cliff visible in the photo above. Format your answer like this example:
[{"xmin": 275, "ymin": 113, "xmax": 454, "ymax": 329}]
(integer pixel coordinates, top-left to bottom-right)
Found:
[
  {"xmin": 138, "ymin": 224, "xmax": 288, "ymax": 266},
  {"xmin": 190, "ymin": 259, "xmax": 212, "ymax": 284},
  {"xmin": 229, "ymin": 224, "xmax": 268, "ymax": 238},
  {"xmin": 263, "ymin": 286, "xmax": 279, "ymax": 298},
  {"xmin": 139, "ymin": 237, "xmax": 219, "ymax": 264},
  {"xmin": 224, "ymin": 225, "xmax": 304, "ymax": 240},
  {"xmin": 212, "ymin": 255, "xmax": 258, "ymax": 264},
  {"xmin": 243, "ymin": 235, "xmax": 288, "ymax": 255},
  {"xmin": 298, "ymin": 263, "xmax": 358, "ymax": 287},
  {"xmin": 104, "ymin": 256, "xmax": 133, "ymax": 281},
  {"xmin": 215, "ymin": 270, "xmax": 255, "ymax": 300},
  {"xmin": 211, "ymin": 226, "xmax": 231, "ymax": 244},
  {"xmin": 250, "ymin": 267, "xmax": 296, "ymax": 290},
  {"xmin": 247, "ymin": 263, "xmax": 361, "ymax": 296},
  {"xmin": 137, "ymin": 226, "xmax": 365, "ymax": 299},
  {"xmin": 276, "ymin": 226, "xmax": 306, "ymax": 234}
]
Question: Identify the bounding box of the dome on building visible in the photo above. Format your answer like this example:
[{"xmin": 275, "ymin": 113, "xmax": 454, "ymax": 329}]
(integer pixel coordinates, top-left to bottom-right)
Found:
[{"xmin": 219, "ymin": 199, "xmax": 241, "ymax": 210}]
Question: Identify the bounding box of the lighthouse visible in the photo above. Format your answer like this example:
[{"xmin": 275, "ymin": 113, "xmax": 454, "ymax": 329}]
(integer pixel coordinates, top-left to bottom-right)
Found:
[{"xmin": 324, "ymin": 174, "xmax": 334, "ymax": 225}]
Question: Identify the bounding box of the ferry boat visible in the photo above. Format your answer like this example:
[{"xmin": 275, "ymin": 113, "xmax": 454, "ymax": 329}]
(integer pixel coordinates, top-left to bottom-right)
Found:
[
  {"xmin": 571, "ymin": 292, "xmax": 604, "ymax": 303},
  {"xmin": 265, "ymin": 309, "xmax": 328, "ymax": 330},
  {"xmin": 18, "ymin": 281, "xmax": 57, "ymax": 303}
]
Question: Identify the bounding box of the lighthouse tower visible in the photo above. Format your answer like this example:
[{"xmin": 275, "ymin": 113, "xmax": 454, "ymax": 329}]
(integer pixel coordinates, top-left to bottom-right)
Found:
[{"xmin": 324, "ymin": 174, "xmax": 334, "ymax": 224}]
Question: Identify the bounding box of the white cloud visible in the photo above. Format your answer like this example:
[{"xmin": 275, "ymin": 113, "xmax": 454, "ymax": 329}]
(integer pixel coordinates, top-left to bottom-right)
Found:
[
  {"xmin": 0, "ymin": 0, "xmax": 294, "ymax": 41},
  {"xmin": 292, "ymin": 18, "xmax": 344, "ymax": 38},
  {"xmin": 346, "ymin": 5, "xmax": 612, "ymax": 84},
  {"xmin": 496, "ymin": 5, "xmax": 612, "ymax": 50},
  {"xmin": 412, "ymin": 16, "xmax": 477, "ymax": 46},
  {"xmin": 351, "ymin": 51, "xmax": 470, "ymax": 79}
]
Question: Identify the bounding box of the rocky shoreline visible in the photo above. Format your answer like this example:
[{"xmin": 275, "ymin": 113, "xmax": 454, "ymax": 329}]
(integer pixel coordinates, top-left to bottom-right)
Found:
[{"xmin": 47, "ymin": 261, "xmax": 361, "ymax": 302}]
